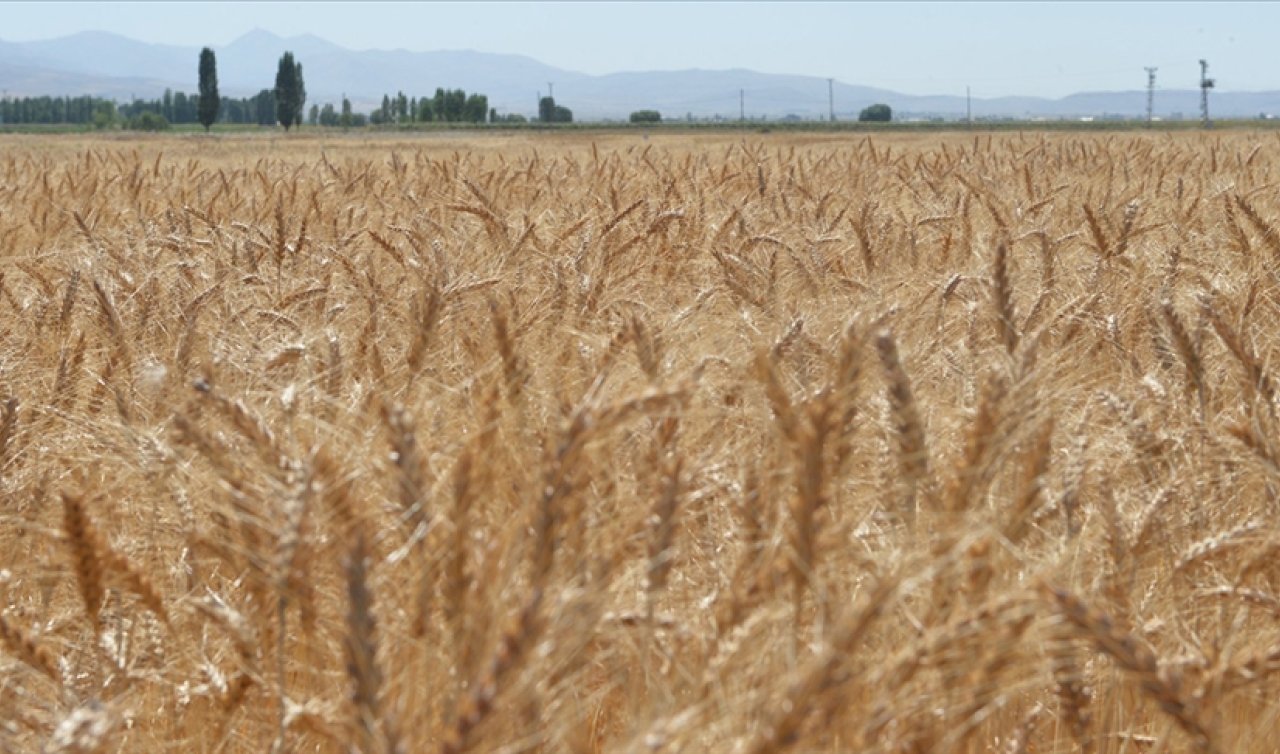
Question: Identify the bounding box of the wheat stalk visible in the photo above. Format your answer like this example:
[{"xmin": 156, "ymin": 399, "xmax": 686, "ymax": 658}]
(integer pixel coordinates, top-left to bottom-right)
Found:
[
  {"xmin": 0, "ymin": 611, "xmax": 59, "ymax": 681},
  {"xmin": 876, "ymin": 330, "xmax": 933, "ymax": 519},
  {"xmin": 1042, "ymin": 582, "xmax": 1216, "ymax": 752}
]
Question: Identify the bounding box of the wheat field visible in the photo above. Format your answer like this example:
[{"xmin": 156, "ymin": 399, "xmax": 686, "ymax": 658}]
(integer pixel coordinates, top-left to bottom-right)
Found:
[{"xmin": 2, "ymin": 129, "xmax": 1280, "ymax": 753}]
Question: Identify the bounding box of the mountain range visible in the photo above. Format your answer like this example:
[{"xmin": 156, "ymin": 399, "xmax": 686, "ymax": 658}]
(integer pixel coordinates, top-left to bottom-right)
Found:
[{"xmin": 3, "ymin": 29, "xmax": 1279, "ymax": 121}]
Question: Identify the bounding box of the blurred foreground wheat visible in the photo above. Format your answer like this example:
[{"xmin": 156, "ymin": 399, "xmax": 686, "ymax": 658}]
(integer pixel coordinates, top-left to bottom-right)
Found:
[{"xmin": 1, "ymin": 130, "xmax": 1280, "ymax": 752}]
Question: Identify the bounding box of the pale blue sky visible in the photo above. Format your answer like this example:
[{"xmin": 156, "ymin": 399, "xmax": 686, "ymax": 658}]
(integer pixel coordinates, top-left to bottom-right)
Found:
[{"xmin": 4, "ymin": 2, "xmax": 1277, "ymax": 98}]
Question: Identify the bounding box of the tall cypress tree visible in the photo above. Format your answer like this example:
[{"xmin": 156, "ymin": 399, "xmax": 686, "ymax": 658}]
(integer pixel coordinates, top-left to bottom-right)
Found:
[
  {"xmin": 275, "ymin": 52, "xmax": 302, "ymax": 131},
  {"xmin": 198, "ymin": 47, "xmax": 220, "ymax": 132},
  {"xmin": 294, "ymin": 63, "xmax": 306, "ymax": 127},
  {"xmin": 341, "ymin": 96, "xmax": 353, "ymax": 131}
]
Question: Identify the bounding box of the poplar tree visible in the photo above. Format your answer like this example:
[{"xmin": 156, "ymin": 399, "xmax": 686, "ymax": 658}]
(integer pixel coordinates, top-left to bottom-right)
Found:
[
  {"xmin": 198, "ymin": 47, "xmax": 219, "ymax": 131},
  {"xmin": 275, "ymin": 52, "xmax": 305, "ymax": 131}
]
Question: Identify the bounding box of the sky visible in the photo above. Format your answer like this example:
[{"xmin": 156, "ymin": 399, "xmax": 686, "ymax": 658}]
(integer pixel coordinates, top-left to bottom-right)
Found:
[{"xmin": 4, "ymin": 1, "xmax": 1278, "ymax": 98}]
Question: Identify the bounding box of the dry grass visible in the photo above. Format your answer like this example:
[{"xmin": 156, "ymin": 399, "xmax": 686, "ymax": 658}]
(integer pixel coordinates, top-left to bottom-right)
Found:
[{"xmin": 2, "ymin": 129, "xmax": 1280, "ymax": 752}]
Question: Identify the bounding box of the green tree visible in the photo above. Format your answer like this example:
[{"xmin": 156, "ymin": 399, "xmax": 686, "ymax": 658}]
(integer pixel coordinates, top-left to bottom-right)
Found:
[
  {"xmin": 629, "ymin": 110, "xmax": 661, "ymax": 124},
  {"xmin": 174, "ymin": 92, "xmax": 194, "ymax": 123},
  {"xmin": 275, "ymin": 52, "xmax": 304, "ymax": 130},
  {"xmin": 92, "ymin": 101, "xmax": 117, "ymax": 130},
  {"xmin": 127, "ymin": 111, "xmax": 170, "ymax": 131},
  {"xmin": 540, "ymin": 97, "xmax": 573, "ymax": 124},
  {"xmin": 198, "ymin": 47, "xmax": 220, "ymax": 131},
  {"xmin": 253, "ymin": 89, "xmax": 277, "ymax": 126},
  {"xmin": 340, "ymin": 96, "xmax": 353, "ymax": 131},
  {"xmin": 295, "ymin": 63, "xmax": 306, "ymax": 127},
  {"xmin": 433, "ymin": 88, "xmax": 447, "ymax": 121},
  {"xmin": 446, "ymin": 89, "xmax": 466, "ymax": 121},
  {"xmin": 319, "ymin": 103, "xmax": 338, "ymax": 126},
  {"xmin": 858, "ymin": 103, "xmax": 892, "ymax": 122},
  {"xmin": 464, "ymin": 93, "xmax": 488, "ymax": 123}
]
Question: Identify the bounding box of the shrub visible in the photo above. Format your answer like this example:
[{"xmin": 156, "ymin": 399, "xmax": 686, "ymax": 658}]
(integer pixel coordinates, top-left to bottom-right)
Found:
[
  {"xmin": 630, "ymin": 110, "xmax": 662, "ymax": 124},
  {"xmin": 127, "ymin": 111, "xmax": 170, "ymax": 131},
  {"xmin": 859, "ymin": 103, "xmax": 892, "ymax": 122}
]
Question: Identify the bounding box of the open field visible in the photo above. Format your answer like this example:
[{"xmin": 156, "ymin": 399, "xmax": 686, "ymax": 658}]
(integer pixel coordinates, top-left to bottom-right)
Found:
[
  {"xmin": 3, "ymin": 130, "xmax": 1280, "ymax": 752},
  {"xmin": 5, "ymin": 118, "xmax": 1280, "ymax": 137}
]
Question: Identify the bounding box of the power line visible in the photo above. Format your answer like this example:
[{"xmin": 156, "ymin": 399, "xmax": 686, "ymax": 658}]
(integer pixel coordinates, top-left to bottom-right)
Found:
[
  {"xmin": 1145, "ymin": 66, "xmax": 1157, "ymax": 126},
  {"xmin": 1199, "ymin": 59, "xmax": 1215, "ymax": 128}
]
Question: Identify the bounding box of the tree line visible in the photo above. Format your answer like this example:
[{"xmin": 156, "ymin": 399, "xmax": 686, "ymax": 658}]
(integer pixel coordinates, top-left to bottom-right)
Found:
[
  {"xmin": 363, "ymin": 89, "xmax": 491, "ymax": 125},
  {"xmin": 0, "ymin": 46, "xmax": 590, "ymax": 130},
  {"xmin": 0, "ymin": 48, "xmax": 496, "ymax": 129},
  {"xmin": 0, "ymin": 46, "xmax": 888, "ymax": 129},
  {"xmin": 0, "ymin": 95, "xmax": 116, "ymax": 126},
  {"xmin": 0, "ymin": 90, "xmax": 287, "ymax": 128}
]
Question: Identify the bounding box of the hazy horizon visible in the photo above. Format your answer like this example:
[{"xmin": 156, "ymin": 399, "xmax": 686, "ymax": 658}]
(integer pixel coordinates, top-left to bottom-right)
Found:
[{"xmin": 4, "ymin": 1, "xmax": 1278, "ymax": 99}]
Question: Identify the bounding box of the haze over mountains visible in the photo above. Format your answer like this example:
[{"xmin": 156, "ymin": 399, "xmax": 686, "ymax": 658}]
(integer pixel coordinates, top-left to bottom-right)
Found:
[{"xmin": 3, "ymin": 29, "xmax": 1279, "ymax": 120}]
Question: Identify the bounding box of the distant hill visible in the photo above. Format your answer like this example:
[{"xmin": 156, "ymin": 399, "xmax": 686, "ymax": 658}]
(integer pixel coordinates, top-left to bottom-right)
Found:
[
  {"xmin": 3, "ymin": 29, "xmax": 1279, "ymax": 120},
  {"xmin": 0, "ymin": 59, "xmax": 180, "ymax": 103}
]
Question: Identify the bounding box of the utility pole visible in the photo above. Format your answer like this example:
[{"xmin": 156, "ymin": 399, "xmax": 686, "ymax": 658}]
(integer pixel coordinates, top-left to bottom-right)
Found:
[
  {"xmin": 1145, "ymin": 67, "xmax": 1157, "ymax": 126},
  {"xmin": 966, "ymin": 86, "xmax": 972, "ymax": 126},
  {"xmin": 1199, "ymin": 59, "xmax": 1215, "ymax": 128},
  {"xmin": 547, "ymin": 82, "xmax": 554, "ymax": 100},
  {"xmin": 740, "ymin": 88, "xmax": 745, "ymax": 122},
  {"xmin": 828, "ymin": 78, "xmax": 835, "ymax": 122}
]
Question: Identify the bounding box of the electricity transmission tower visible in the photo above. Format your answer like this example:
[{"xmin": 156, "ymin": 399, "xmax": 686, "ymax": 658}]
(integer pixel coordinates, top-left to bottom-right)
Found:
[
  {"xmin": 1199, "ymin": 59, "xmax": 1215, "ymax": 128},
  {"xmin": 1145, "ymin": 67, "xmax": 1157, "ymax": 126},
  {"xmin": 828, "ymin": 78, "xmax": 835, "ymax": 122}
]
